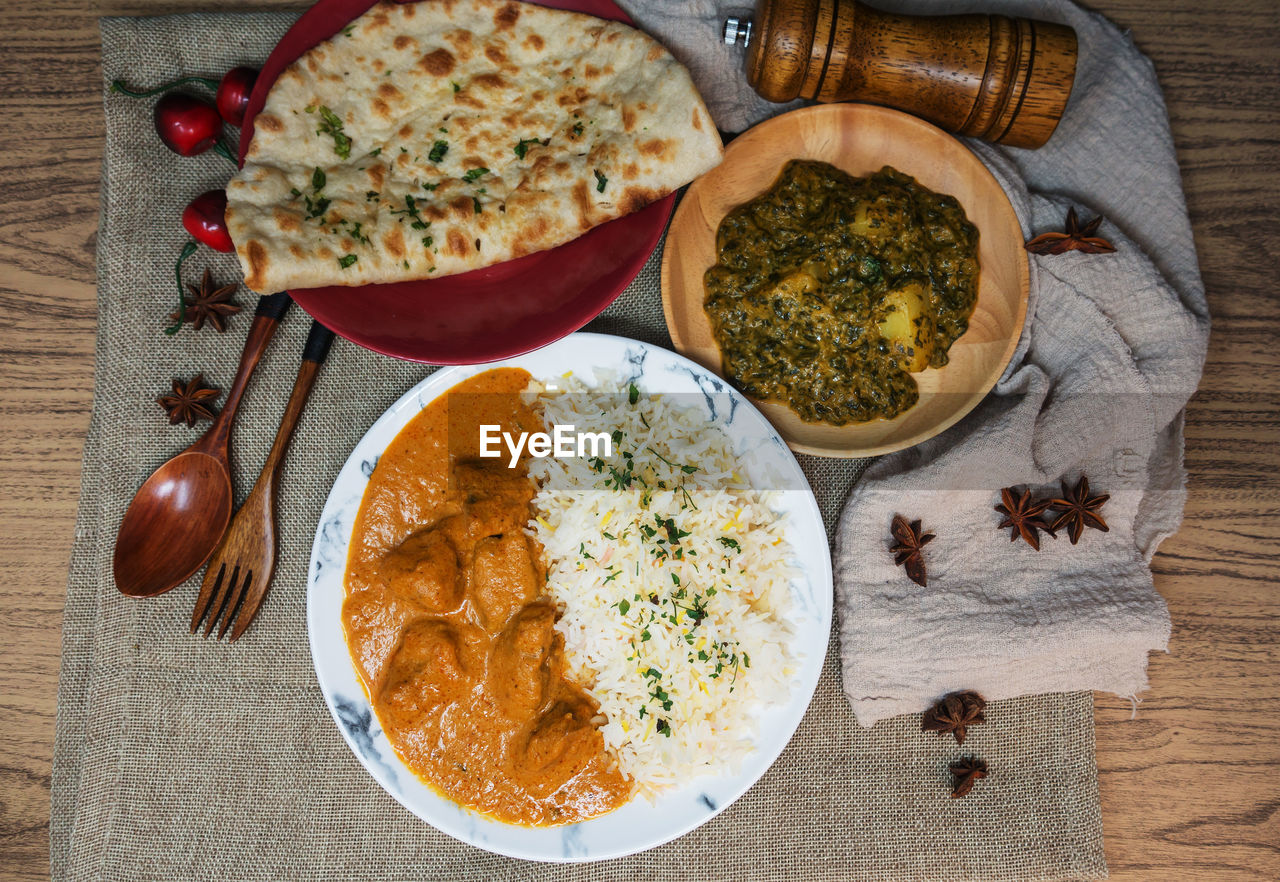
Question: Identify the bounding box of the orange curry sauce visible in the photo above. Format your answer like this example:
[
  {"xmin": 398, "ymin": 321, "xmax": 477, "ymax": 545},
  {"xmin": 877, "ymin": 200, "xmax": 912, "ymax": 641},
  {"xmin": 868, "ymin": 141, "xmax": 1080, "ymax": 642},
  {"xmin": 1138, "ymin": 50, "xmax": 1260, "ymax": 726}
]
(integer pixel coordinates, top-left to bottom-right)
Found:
[{"xmin": 341, "ymin": 368, "xmax": 632, "ymax": 825}]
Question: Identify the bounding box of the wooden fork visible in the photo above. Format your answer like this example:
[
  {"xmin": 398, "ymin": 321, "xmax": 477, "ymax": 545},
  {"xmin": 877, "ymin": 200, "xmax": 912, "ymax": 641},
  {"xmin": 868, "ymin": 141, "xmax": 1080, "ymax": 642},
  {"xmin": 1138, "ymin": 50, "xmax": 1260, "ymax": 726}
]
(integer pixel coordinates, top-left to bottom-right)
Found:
[{"xmin": 191, "ymin": 319, "xmax": 335, "ymax": 641}]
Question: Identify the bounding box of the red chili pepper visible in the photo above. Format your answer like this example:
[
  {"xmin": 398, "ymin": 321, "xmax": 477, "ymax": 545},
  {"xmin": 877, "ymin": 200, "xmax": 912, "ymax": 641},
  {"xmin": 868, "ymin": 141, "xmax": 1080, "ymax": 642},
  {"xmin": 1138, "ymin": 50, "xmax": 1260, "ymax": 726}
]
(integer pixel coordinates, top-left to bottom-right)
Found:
[
  {"xmin": 182, "ymin": 190, "xmax": 233, "ymax": 253},
  {"xmin": 216, "ymin": 67, "xmax": 258, "ymax": 127},
  {"xmin": 154, "ymin": 93, "xmax": 236, "ymax": 163}
]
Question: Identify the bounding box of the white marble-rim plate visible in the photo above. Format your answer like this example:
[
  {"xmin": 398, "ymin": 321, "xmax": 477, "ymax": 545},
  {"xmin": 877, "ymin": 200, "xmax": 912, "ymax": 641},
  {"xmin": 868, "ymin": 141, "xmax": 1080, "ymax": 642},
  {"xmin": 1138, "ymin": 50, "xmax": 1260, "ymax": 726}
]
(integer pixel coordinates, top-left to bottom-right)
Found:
[{"xmin": 307, "ymin": 332, "xmax": 833, "ymax": 862}]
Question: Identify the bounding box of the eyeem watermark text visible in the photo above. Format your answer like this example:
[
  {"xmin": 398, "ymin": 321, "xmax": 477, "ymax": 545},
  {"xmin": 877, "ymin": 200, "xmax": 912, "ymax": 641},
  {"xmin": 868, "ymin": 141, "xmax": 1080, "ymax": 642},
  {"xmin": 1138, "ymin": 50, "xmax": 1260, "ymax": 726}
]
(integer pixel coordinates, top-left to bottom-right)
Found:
[{"xmin": 479, "ymin": 424, "xmax": 612, "ymax": 468}]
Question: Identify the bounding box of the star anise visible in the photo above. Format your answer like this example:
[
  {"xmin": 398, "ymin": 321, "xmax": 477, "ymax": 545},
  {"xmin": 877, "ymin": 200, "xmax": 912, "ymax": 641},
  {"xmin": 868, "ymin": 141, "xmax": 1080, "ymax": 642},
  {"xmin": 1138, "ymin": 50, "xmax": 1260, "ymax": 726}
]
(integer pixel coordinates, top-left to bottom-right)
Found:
[
  {"xmin": 890, "ymin": 514, "xmax": 934, "ymax": 587},
  {"xmin": 922, "ymin": 690, "xmax": 986, "ymax": 744},
  {"xmin": 995, "ymin": 486, "xmax": 1054, "ymax": 550},
  {"xmin": 170, "ymin": 268, "xmax": 241, "ymax": 332},
  {"xmin": 157, "ymin": 374, "xmax": 221, "ymax": 427},
  {"xmin": 949, "ymin": 756, "xmax": 989, "ymax": 798},
  {"xmin": 1024, "ymin": 207, "xmax": 1117, "ymax": 255},
  {"xmin": 1048, "ymin": 476, "xmax": 1110, "ymax": 544}
]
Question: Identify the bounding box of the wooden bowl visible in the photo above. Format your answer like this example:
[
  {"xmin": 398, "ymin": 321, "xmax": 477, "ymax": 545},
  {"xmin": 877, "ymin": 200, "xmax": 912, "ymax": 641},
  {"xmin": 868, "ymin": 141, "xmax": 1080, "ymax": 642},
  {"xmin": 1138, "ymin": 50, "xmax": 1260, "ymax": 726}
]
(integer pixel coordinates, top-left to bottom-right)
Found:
[{"xmin": 661, "ymin": 103, "xmax": 1029, "ymax": 458}]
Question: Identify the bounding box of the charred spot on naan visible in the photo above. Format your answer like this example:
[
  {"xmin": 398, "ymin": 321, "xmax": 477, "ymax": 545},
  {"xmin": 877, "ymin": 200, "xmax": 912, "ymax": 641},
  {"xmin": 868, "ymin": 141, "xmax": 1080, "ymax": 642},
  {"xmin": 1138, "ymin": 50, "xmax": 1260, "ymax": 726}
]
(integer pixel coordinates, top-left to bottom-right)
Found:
[
  {"xmin": 484, "ymin": 42, "xmax": 510, "ymax": 66},
  {"xmin": 617, "ymin": 186, "xmax": 663, "ymax": 215},
  {"xmin": 571, "ymin": 181, "xmax": 595, "ymax": 230},
  {"xmin": 523, "ymin": 154, "xmax": 555, "ymax": 187},
  {"xmin": 472, "ymin": 73, "xmax": 507, "ymax": 91},
  {"xmin": 463, "ymin": 147, "xmax": 493, "ymax": 168},
  {"xmin": 510, "ymin": 216, "xmax": 550, "ymax": 258},
  {"xmin": 446, "ymin": 229, "xmax": 469, "ymax": 257},
  {"xmin": 522, "ymin": 33, "xmax": 544, "ymax": 52},
  {"xmin": 639, "ymin": 138, "xmax": 671, "ymax": 158},
  {"xmin": 419, "ymin": 48, "xmax": 455, "ymax": 77},
  {"xmin": 256, "ymin": 113, "xmax": 284, "ymax": 134},
  {"xmin": 557, "ymin": 86, "xmax": 591, "ymax": 108},
  {"xmin": 367, "ymin": 165, "xmax": 386, "ymax": 190},
  {"xmin": 493, "ymin": 2, "xmax": 520, "ymax": 30},
  {"xmin": 273, "ymin": 208, "xmax": 301, "ymax": 233},
  {"xmin": 393, "ymin": 35, "xmax": 416, "ymax": 52},
  {"xmin": 277, "ymin": 66, "xmax": 307, "ymax": 89},
  {"xmin": 448, "ymin": 195, "xmax": 473, "ymax": 219},
  {"xmin": 243, "ymin": 240, "xmax": 268, "ymax": 291},
  {"xmin": 383, "ymin": 227, "xmax": 407, "ymax": 260},
  {"xmin": 587, "ymin": 140, "xmax": 620, "ymax": 167},
  {"xmin": 444, "ymin": 29, "xmax": 474, "ymax": 62}
]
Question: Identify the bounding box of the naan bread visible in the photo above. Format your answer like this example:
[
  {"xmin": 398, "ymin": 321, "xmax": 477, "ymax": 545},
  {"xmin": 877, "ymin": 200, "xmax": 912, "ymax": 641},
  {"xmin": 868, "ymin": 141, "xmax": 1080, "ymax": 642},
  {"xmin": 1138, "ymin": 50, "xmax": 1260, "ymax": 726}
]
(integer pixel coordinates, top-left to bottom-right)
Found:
[{"xmin": 227, "ymin": 0, "xmax": 723, "ymax": 293}]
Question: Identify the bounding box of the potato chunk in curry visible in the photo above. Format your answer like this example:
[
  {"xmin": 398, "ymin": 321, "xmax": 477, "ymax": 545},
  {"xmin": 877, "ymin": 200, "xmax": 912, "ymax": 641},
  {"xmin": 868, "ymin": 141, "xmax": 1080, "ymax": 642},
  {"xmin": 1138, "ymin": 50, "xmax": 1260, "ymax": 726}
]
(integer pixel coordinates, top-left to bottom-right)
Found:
[{"xmin": 877, "ymin": 280, "xmax": 936, "ymax": 373}]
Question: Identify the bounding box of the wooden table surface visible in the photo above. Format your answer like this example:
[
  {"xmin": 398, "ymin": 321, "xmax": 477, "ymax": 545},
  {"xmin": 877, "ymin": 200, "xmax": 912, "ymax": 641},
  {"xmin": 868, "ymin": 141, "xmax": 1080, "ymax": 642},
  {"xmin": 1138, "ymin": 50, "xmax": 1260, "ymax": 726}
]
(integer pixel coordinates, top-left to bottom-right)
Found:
[{"xmin": 1, "ymin": 1, "xmax": 1277, "ymax": 879}]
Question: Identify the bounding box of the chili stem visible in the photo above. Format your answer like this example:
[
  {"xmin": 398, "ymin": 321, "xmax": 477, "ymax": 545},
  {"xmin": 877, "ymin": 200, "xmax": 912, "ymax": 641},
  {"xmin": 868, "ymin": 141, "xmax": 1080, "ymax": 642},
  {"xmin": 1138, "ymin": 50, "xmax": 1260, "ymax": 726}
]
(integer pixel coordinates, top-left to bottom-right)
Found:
[
  {"xmin": 165, "ymin": 241, "xmax": 198, "ymax": 335},
  {"xmin": 212, "ymin": 140, "xmax": 238, "ymax": 166},
  {"xmin": 110, "ymin": 76, "xmax": 220, "ymax": 98}
]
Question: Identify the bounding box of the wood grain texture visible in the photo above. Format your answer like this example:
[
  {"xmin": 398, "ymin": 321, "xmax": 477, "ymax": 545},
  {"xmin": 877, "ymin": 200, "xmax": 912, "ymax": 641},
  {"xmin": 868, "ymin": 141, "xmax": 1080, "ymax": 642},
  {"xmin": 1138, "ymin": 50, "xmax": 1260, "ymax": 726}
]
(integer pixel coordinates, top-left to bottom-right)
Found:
[
  {"xmin": 0, "ymin": 2, "xmax": 1276, "ymax": 881},
  {"xmin": 746, "ymin": 0, "xmax": 1078, "ymax": 147}
]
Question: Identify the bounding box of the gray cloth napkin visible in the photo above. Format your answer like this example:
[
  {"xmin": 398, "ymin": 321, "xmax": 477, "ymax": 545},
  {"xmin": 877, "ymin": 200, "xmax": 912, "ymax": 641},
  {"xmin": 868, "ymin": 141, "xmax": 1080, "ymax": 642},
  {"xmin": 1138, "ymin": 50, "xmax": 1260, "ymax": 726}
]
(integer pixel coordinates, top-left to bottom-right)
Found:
[
  {"xmin": 616, "ymin": 1, "xmax": 804, "ymax": 133},
  {"xmin": 622, "ymin": 0, "xmax": 1209, "ymax": 726}
]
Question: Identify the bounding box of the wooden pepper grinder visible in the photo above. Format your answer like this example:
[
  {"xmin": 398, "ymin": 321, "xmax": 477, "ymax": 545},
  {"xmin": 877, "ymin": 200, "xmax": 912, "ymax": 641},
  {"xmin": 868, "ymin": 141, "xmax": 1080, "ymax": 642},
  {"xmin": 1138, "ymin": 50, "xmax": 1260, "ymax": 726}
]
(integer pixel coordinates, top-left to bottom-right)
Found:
[{"xmin": 724, "ymin": 0, "xmax": 1079, "ymax": 148}]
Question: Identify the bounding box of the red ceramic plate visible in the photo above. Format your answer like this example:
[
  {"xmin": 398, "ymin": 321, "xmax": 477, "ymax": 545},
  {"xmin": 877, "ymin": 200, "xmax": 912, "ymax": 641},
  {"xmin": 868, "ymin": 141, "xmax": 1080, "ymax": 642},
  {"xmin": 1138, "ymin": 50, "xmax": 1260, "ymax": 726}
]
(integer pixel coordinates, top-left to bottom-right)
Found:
[{"xmin": 238, "ymin": 0, "xmax": 675, "ymax": 364}]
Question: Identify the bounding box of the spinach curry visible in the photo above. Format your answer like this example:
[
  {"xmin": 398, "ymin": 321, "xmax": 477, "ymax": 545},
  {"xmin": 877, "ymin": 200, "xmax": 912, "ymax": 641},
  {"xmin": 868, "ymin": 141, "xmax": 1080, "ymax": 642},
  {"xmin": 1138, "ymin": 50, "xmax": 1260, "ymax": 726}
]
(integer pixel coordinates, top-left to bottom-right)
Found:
[{"xmin": 704, "ymin": 161, "xmax": 980, "ymax": 424}]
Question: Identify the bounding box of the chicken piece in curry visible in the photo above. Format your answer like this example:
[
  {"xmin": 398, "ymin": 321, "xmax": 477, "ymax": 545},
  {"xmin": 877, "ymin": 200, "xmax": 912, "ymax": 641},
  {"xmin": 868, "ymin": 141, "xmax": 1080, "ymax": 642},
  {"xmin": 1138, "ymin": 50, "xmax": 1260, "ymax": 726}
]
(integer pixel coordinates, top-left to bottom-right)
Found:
[{"xmin": 342, "ymin": 368, "xmax": 632, "ymax": 825}]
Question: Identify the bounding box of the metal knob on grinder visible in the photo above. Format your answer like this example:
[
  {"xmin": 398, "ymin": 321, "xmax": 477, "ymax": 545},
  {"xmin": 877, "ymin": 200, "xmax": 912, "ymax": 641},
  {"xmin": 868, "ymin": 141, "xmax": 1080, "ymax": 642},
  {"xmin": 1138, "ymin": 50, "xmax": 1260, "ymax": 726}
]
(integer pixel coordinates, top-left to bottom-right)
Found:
[{"xmin": 728, "ymin": 0, "xmax": 1079, "ymax": 148}]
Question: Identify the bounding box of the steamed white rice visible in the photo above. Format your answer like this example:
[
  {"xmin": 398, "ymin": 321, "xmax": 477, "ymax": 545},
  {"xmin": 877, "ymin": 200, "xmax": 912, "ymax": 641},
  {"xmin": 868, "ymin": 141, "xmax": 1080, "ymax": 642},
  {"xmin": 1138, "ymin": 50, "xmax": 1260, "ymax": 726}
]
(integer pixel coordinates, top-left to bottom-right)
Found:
[{"xmin": 527, "ymin": 373, "xmax": 799, "ymax": 795}]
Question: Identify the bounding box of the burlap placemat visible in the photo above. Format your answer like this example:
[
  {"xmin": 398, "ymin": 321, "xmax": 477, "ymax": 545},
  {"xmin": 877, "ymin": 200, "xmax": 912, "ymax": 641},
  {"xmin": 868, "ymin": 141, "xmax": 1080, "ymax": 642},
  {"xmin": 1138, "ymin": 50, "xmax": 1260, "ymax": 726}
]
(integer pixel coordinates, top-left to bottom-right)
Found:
[{"xmin": 52, "ymin": 12, "xmax": 1107, "ymax": 881}]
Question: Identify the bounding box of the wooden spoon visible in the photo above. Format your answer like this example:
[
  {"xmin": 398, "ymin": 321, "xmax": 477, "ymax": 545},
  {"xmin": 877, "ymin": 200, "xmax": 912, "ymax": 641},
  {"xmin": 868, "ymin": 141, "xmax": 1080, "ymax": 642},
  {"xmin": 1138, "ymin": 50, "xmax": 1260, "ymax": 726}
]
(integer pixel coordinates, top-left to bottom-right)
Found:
[{"xmin": 112, "ymin": 293, "xmax": 292, "ymax": 597}]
